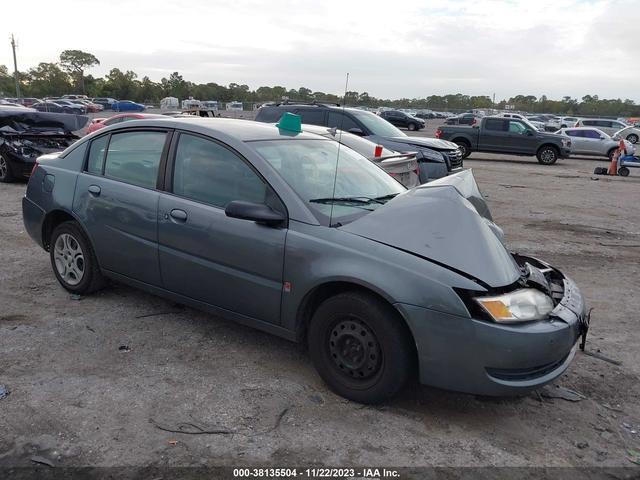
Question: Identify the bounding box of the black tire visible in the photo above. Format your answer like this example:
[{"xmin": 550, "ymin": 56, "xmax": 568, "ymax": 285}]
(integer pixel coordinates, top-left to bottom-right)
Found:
[
  {"xmin": 49, "ymin": 221, "xmax": 105, "ymax": 295},
  {"xmin": 0, "ymin": 154, "xmax": 15, "ymax": 183},
  {"xmin": 626, "ymin": 134, "xmax": 638, "ymax": 144},
  {"xmin": 307, "ymin": 291, "xmax": 414, "ymax": 404},
  {"xmin": 455, "ymin": 141, "xmax": 471, "ymax": 159},
  {"xmin": 407, "ymin": 122, "xmax": 417, "ymax": 131},
  {"xmin": 618, "ymin": 166, "xmax": 630, "ymax": 177},
  {"xmin": 607, "ymin": 148, "xmax": 618, "ymax": 161},
  {"xmin": 536, "ymin": 145, "xmax": 559, "ymax": 165}
]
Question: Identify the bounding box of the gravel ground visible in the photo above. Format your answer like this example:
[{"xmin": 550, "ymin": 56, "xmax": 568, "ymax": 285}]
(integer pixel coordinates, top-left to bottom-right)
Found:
[{"xmin": 0, "ymin": 115, "xmax": 639, "ymax": 470}]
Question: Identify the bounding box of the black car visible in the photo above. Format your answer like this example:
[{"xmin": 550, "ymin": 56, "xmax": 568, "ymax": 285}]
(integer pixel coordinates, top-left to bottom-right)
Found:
[
  {"xmin": 378, "ymin": 110, "xmax": 425, "ymax": 131},
  {"xmin": 255, "ymin": 103, "xmax": 463, "ymax": 181},
  {"xmin": 445, "ymin": 113, "xmax": 480, "ymax": 126},
  {"xmin": 32, "ymin": 101, "xmax": 79, "ymax": 115},
  {"xmin": 0, "ymin": 109, "xmax": 87, "ymax": 182}
]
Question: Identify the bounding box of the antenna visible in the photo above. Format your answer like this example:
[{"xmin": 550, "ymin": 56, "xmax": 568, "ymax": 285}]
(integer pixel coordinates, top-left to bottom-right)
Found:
[{"xmin": 328, "ymin": 73, "xmax": 349, "ymax": 227}]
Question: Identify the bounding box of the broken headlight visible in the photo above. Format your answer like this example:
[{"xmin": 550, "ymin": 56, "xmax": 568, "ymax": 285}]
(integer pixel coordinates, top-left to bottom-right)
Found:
[{"xmin": 475, "ymin": 288, "xmax": 554, "ymax": 323}]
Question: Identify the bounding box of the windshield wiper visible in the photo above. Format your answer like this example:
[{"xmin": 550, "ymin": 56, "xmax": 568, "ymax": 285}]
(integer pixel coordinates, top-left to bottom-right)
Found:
[
  {"xmin": 374, "ymin": 193, "xmax": 400, "ymax": 201},
  {"xmin": 309, "ymin": 196, "xmax": 385, "ymax": 205}
]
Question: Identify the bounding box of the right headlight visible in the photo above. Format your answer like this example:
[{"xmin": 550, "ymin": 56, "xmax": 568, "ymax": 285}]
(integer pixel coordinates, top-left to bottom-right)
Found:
[{"xmin": 475, "ymin": 288, "xmax": 554, "ymax": 323}]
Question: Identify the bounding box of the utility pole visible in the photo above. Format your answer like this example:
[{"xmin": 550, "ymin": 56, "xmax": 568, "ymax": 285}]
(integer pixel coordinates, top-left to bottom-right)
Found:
[{"xmin": 10, "ymin": 34, "xmax": 21, "ymax": 98}]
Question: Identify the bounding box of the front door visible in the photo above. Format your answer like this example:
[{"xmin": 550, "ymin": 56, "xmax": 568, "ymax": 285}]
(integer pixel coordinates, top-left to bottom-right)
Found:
[
  {"xmin": 157, "ymin": 132, "xmax": 287, "ymax": 324},
  {"xmin": 73, "ymin": 129, "xmax": 171, "ymax": 286}
]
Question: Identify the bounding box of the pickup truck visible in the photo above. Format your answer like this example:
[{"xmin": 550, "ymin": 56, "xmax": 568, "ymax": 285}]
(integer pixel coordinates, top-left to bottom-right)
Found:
[{"xmin": 435, "ymin": 116, "xmax": 571, "ymax": 165}]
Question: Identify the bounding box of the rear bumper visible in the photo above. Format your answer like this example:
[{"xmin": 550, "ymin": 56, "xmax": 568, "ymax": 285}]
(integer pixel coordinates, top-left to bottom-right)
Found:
[{"xmin": 397, "ymin": 260, "xmax": 587, "ymax": 396}]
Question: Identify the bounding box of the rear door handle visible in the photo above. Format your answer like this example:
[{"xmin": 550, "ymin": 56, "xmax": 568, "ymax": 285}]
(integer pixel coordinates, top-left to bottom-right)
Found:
[
  {"xmin": 88, "ymin": 185, "xmax": 101, "ymax": 196},
  {"xmin": 169, "ymin": 209, "xmax": 188, "ymax": 222}
]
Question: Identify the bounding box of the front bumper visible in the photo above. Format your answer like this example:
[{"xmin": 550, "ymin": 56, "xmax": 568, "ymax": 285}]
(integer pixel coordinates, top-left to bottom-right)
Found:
[{"xmin": 397, "ymin": 256, "xmax": 588, "ymax": 396}]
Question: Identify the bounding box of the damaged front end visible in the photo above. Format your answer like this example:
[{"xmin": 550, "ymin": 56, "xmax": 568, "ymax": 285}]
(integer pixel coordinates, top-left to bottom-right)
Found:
[{"xmin": 0, "ymin": 110, "xmax": 86, "ymax": 181}]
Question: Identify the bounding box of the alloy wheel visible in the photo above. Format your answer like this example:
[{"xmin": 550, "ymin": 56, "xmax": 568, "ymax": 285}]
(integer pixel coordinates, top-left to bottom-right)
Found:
[{"xmin": 53, "ymin": 233, "xmax": 85, "ymax": 286}]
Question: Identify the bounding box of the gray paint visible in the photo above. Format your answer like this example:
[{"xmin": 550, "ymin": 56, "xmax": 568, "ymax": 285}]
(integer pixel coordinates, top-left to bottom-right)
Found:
[{"xmin": 22, "ymin": 117, "xmax": 587, "ymax": 397}]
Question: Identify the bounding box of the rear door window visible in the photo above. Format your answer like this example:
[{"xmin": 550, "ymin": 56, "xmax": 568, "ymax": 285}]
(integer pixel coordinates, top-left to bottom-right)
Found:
[
  {"xmin": 86, "ymin": 135, "xmax": 109, "ymax": 174},
  {"xmin": 485, "ymin": 119, "xmax": 506, "ymax": 131},
  {"xmin": 296, "ymin": 109, "xmax": 326, "ymax": 126},
  {"xmin": 104, "ymin": 131, "xmax": 167, "ymax": 189},
  {"xmin": 582, "ymin": 130, "xmax": 601, "ymax": 139},
  {"xmin": 565, "ymin": 129, "xmax": 581, "ymax": 137}
]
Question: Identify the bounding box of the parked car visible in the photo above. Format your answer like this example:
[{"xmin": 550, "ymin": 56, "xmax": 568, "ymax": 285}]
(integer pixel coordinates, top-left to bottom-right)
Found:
[
  {"xmin": 558, "ymin": 116, "xmax": 580, "ymax": 128},
  {"xmin": 65, "ymin": 99, "xmax": 102, "ymax": 113},
  {"xmin": 112, "ymin": 100, "xmax": 145, "ymax": 112},
  {"xmin": 527, "ymin": 115, "xmax": 558, "ymax": 132},
  {"xmin": 415, "ymin": 110, "xmax": 435, "ymax": 119},
  {"xmin": 255, "ymin": 103, "xmax": 463, "ymax": 182},
  {"xmin": 86, "ymin": 113, "xmax": 165, "ymax": 134},
  {"xmin": 32, "ymin": 101, "xmax": 80, "ymax": 114},
  {"xmin": 22, "ymin": 117, "xmax": 589, "ymax": 403},
  {"xmin": 436, "ymin": 116, "xmax": 571, "ymax": 164},
  {"xmin": 612, "ymin": 125, "xmax": 640, "ymax": 144},
  {"xmin": 92, "ymin": 97, "xmax": 118, "ymax": 110},
  {"xmin": 9, "ymin": 97, "xmax": 41, "ymax": 107},
  {"xmin": 555, "ymin": 127, "xmax": 619, "ymax": 160},
  {"xmin": 444, "ymin": 113, "xmax": 480, "ymax": 126},
  {"xmin": 574, "ymin": 119, "xmax": 629, "ymax": 137},
  {"xmin": 48, "ymin": 99, "xmax": 87, "ymax": 114},
  {"xmin": 0, "ymin": 108, "xmax": 86, "ymax": 182},
  {"xmin": 62, "ymin": 94, "xmax": 89, "ymax": 100},
  {"xmin": 378, "ymin": 110, "xmax": 425, "ymax": 131},
  {"xmin": 302, "ymin": 123, "xmax": 420, "ymax": 188}
]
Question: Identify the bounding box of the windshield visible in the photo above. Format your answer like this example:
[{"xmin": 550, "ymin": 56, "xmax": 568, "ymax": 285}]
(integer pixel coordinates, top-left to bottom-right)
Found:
[
  {"xmin": 351, "ymin": 110, "xmax": 406, "ymax": 137},
  {"xmin": 251, "ymin": 139, "xmax": 405, "ymax": 226}
]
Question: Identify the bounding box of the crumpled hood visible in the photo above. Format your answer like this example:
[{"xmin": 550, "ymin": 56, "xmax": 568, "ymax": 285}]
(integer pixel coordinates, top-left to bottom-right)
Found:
[
  {"xmin": 0, "ymin": 110, "xmax": 88, "ymax": 135},
  {"xmin": 375, "ymin": 135, "xmax": 460, "ymax": 151},
  {"xmin": 340, "ymin": 186, "xmax": 521, "ymax": 288}
]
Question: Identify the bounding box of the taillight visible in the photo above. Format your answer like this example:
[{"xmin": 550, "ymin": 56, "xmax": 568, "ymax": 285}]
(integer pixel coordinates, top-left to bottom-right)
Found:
[
  {"xmin": 435, "ymin": 128, "xmax": 442, "ymax": 138},
  {"xmin": 374, "ymin": 145, "xmax": 383, "ymax": 157},
  {"xmin": 30, "ymin": 162, "xmax": 39, "ymax": 177}
]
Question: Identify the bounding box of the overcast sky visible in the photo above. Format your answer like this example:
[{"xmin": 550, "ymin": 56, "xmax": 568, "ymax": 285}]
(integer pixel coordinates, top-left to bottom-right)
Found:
[{"xmin": 2, "ymin": 0, "xmax": 638, "ymax": 101}]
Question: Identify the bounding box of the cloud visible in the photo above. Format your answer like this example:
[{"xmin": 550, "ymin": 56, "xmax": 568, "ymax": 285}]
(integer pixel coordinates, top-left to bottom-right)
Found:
[{"xmin": 1, "ymin": 0, "xmax": 638, "ymax": 101}]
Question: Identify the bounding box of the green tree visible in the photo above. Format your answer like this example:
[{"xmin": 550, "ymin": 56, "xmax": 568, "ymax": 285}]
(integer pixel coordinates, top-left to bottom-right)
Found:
[
  {"xmin": 59, "ymin": 50, "xmax": 100, "ymax": 93},
  {"xmin": 26, "ymin": 62, "xmax": 71, "ymax": 98}
]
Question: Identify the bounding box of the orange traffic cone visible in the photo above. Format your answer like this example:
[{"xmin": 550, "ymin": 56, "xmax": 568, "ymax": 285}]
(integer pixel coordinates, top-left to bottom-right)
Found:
[{"xmin": 608, "ymin": 140, "xmax": 624, "ymax": 175}]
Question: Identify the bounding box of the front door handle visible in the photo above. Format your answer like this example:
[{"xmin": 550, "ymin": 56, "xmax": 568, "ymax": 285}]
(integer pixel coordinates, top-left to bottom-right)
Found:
[
  {"xmin": 88, "ymin": 185, "xmax": 101, "ymax": 196},
  {"xmin": 169, "ymin": 209, "xmax": 188, "ymax": 222}
]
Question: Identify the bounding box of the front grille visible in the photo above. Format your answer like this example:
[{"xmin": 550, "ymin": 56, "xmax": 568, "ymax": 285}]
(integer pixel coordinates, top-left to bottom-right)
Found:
[{"xmin": 445, "ymin": 149, "xmax": 463, "ymax": 169}]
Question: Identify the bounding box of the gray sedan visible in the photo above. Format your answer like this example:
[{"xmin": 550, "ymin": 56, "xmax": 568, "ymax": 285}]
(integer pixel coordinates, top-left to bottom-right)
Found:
[
  {"xmin": 22, "ymin": 118, "xmax": 589, "ymax": 403},
  {"xmin": 555, "ymin": 127, "xmax": 619, "ymax": 160}
]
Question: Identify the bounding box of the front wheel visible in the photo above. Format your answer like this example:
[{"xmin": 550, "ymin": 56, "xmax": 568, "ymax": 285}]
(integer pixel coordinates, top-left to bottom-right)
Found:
[
  {"xmin": 0, "ymin": 154, "xmax": 15, "ymax": 183},
  {"xmin": 537, "ymin": 146, "xmax": 559, "ymax": 165},
  {"xmin": 307, "ymin": 291, "xmax": 414, "ymax": 404},
  {"xmin": 618, "ymin": 166, "xmax": 630, "ymax": 177},
  {"xmin": 50, "ymin": 221, "xmax": 105, "ymax": 294},
  {"xmin": 626, "ymin": 134, "xmax": 638, "ymax": 144}
]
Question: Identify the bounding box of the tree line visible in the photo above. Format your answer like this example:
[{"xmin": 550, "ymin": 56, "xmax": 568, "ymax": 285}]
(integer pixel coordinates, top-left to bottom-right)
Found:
[{"xmin": 1, "ymin": 50, "xmax": 639, "ymax": 117}]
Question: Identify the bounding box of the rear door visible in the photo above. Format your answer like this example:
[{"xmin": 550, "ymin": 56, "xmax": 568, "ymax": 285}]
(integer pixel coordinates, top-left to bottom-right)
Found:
[
  {"xmin": 295, "ymin": 108, "xmax": 327, "ymax": 127},
  {"xmin": 73, "ymin": 128, "xmax": 171, "ymax": 286},
  {"xmin": 157, "ymin": 131, "xmax": 287, "ymax": 324},
  {"xmin": 564, "ymin": 129, "xmax": 588, "ymax": 154},
  {"xmin": 478, "ymin": 118, "xmax": 509, "ymax": 151}
]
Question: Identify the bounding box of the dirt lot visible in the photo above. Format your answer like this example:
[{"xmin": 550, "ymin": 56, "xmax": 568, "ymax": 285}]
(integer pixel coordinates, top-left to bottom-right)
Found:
[{"xmin": 1, "ymin": 116, "xmax": 639, "ymax": 470}]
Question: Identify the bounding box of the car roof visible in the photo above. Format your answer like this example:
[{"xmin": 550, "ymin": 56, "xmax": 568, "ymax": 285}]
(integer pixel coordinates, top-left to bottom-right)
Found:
[{"xmin": 103, "ymin": 117, "xmax": 327, "ymax": 142}]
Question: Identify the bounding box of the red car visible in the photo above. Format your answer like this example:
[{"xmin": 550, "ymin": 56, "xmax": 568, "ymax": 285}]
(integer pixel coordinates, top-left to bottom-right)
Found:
[{"xmin": 86, "ymin": 113, "xmax": 164, "ymax": 134}]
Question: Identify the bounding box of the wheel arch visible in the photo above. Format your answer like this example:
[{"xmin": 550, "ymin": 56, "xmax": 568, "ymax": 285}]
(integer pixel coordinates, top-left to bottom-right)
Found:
[
  {"xmin": 537, "ymin": 143, "xmax": 560, "ymax": 155},
  {"xmin": 41, "ymin": 208, "xmax": 87, "ymax": 251}
]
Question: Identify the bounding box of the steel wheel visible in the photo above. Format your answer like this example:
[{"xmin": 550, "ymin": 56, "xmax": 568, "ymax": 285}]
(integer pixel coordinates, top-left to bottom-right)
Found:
[
  {"xmin": 53, "ymin": 233, "xmax": 85, "ymax": 286},
  {"xmin": 328, "ymin": 317, "xmax": 382, "ymax": 380}
]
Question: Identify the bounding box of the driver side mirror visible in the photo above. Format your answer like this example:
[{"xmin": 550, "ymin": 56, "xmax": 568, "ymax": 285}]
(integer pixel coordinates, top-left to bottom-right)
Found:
[
  {"xmin": 225, "ymin": 201, "xmax": 286, "ymax": 227},
  {"xmin": 347, "ymin": 128, "xmax": 364, "ymax": 136}
]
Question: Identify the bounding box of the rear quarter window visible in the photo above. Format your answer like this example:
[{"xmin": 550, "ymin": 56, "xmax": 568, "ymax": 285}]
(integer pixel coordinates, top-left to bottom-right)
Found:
[{"xmin": 255, "ymin": 107, "xmax": 283, "ymax": 123}]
